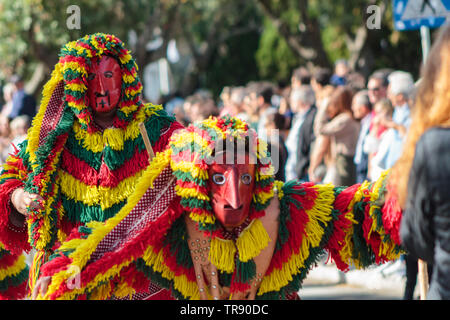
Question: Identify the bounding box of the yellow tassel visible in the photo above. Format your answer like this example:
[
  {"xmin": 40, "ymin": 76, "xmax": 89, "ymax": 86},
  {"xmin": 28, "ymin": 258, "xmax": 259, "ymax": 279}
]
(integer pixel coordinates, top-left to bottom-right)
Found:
[
  {"xmin": 209, "ymin": 238, "xmax": 236, "ymax": 273},
  {"xmin": 57, "ymin": 168, "xmax": 144, "ymax": 209},
  {"xmin": 236, "ymin": 219, "xmax": 270, "ymax": 262}
]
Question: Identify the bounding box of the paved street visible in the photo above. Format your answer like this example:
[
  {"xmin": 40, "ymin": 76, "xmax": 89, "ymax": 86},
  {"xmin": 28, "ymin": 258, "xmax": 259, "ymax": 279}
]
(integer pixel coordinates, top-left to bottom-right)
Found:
[
  {"xmin": 299, "ymin": 280, "xmax": 404, "ymax": 300},
  {"xmin": 297, "ymin": 259, "xmax": 411, "ymax": 300}
]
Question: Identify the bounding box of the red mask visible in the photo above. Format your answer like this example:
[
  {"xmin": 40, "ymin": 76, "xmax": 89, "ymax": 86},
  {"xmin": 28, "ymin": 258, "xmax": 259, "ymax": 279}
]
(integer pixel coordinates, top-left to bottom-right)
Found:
[
  {"xmin": 208, "ymin": 154, "xmax": 256, "ymax": 229},
  {"xmin": 87, "ymin": 56, "xmax": 122, "ymax": 113}
]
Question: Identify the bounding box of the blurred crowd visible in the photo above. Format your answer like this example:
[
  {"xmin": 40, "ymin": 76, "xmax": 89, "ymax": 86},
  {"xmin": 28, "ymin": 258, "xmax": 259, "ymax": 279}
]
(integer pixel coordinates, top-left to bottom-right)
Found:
[
  {"xmin": 161, "ymin": 60, "xmax": 416, "ymax": 190},
  {"xmin": 0, "ymin": 60, "xmax": 417, "ymax": 188},
  {"xmin": 0, "ymin": 75, "xmax": 34, "ymax": 165}
]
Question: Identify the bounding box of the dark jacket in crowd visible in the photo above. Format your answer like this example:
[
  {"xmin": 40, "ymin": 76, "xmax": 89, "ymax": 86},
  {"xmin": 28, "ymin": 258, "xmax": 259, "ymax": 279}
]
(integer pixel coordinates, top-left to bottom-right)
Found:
[
  {"xmin": 9, "ymin": 89, "xmax": 36, "ymax": 120},
  {"xmin": 268, "ymin": 135, "xmax": 288, "ymax": 182},
  {"xmin": 400, "ymin": 127, "xmax": 450, "ymax": 300},
  {"xmin": 294, "ymin": 105, "xmax": 317, "ymax": 181}
]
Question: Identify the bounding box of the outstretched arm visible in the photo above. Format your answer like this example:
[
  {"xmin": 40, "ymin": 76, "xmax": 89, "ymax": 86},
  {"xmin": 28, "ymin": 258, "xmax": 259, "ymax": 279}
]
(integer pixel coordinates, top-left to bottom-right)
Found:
[{"xmin": 0, "ymin": 142, "xmax": 33, "ymax": 300}]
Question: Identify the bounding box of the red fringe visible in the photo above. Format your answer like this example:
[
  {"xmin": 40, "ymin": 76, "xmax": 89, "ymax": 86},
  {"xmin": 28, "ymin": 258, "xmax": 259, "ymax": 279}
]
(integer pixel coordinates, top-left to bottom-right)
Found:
[
  {"xmin": 0, "ymin": 278, "xmax": 28, "ymax": 300},
  {"xmin": 0, "ymin": 179, "xmax": 30, "ymax": 255},
  {"xmin": 60, "ymin": 147, "xmax": 149, "ymax": 187},
  {"xmin": 382, "ymin": 185, "xmax": 403, "ymax": 246},
  {"xmin": 266, "ymin": 184, "xmax": 312, "ymax": 274}
]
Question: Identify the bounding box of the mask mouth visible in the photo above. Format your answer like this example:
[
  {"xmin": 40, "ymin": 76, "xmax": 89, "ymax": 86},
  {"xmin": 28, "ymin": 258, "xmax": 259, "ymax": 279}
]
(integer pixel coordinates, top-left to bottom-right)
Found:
[
  {"xmin": 224, "ymin": 204, "xmax": 244, "ymax": 211},
  {"xmin": 95, "ymin": 90, "xmax": 109, "ymax": 97}
]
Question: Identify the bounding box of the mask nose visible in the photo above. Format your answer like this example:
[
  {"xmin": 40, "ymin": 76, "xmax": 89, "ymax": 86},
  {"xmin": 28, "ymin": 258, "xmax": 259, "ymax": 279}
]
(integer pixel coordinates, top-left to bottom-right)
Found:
[
  {"xmin": 224, "ymin": 168, "xmax": 241, "ymax": 209},
  {"xmin": 97, "ymin": 76, "xmax": 107, "ymax": 95}
]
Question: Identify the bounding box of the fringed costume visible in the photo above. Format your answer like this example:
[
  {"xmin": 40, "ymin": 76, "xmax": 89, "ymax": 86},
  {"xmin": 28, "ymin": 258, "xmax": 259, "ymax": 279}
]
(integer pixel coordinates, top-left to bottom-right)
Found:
[
  {"xmin": 0, "ymin": 33, "xmax": 183, "ymax": 300},
  {"xmin": 36, "ymin": 117, "xmax": 404, "ymax": 300}
]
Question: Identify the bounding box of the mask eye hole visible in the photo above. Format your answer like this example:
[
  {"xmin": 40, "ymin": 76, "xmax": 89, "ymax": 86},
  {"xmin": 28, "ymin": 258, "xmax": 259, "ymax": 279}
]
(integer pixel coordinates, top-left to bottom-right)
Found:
[
  {"xmin": 241, "ymin": 173, "xmax": 252, "ymax": 185},
  {"xmin": 88, "ymin": 73, "xmax": 96, "ymax": 81},
  {"xmin": 212, "ymin": 173, "xmax": 226, "ymax": 185},
  {"xmin": 104, "ymin": 71, "xmax": 113, "ymax": 78}
]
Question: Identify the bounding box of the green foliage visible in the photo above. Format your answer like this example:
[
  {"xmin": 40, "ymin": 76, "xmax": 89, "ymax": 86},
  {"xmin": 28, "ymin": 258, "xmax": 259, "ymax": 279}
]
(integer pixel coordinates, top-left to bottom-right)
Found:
[{"xmin": 255, "ymin": 19, "xmax": 300, "ymax": 83}]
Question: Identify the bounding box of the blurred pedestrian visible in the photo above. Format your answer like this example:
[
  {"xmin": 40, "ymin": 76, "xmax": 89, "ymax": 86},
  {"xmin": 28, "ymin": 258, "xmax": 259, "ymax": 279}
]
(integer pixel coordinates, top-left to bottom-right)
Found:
[
  {"xmin": 284, "ymin": 85, "xmax": 316, "ymax": 181},
  {"xmin": 8, "ymin": 75, "xmax": 37, "ymax": 120},
  {"xmin": 318, "ymin": 86, "xmax": 359, "ymax": 185},
  {"xmin": 1, "ymin": 83, "xmax": 16, "ymax": 119},
  {"xmin": 375, "ymin": 71, "xmax": 414, "ymax": 171},
  {"xmin": 367, "ymin": 70, "xmax": 390, "ymax": 106},
  {"xmin": 265, "ymin": 112, "xmax": 288, "ymax": 182},
  {"xmin": 388, "ymin": 24, "xmax": 450, "ymax": 300},
  {"xmin": 364, "ymin": 98, "xmax": 394, "ymax": 181},
  {"xmin": 352, "ymin": 90, "xmax": 373, "ymax": 183},
  {"xmin": 330, "ymin": 59, "xmax": 350, "ymax": 86}
]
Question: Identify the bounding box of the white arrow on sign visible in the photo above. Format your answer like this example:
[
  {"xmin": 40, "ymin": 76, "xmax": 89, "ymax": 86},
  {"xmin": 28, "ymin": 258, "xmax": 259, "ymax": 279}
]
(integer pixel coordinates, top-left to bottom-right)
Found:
[{"xmin": 401, "ymin": 0, "xmax": 449, "ymax": 20}]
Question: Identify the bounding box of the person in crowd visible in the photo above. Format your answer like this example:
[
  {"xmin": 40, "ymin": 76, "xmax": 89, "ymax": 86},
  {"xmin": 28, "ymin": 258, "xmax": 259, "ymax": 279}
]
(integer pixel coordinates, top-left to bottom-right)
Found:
[
  {"xmin": 218, "ymin": 86, "xmax": 232, "ymax": 109},
  {"xmin": 388, "ymin": 24, "xmax": 450, "ymax": 300},
  {"xmin": 0, "ymin": 115, "xmax": 11, "ymax": 165},
  {"xmin": 330, "ymin": 59, "xmax": 350, "ymax": 86},
  {"xmin": 363, "ymin": 98, "xmax": 394, "ymax": 182},
  {"xmin": 316, "ymin": 86, "xmax": 359, "ymax": 186},
  {"xmin": 1, "ymin": 115, "xmax": 30, "ymax": 163},
  {"xmin": 1, "ymin": 83, "xmax": 16, "ymax": 119},
  {"xmin": 278, "ymin": 90, "xmax": 293, "ymax": 133},
  {"xmin": 251, "ymin": 85, "xmax": 276, "ymax": 140},
  {"xmin": 351, "ymin": 90, "xmax": 373, "ymax": 183},
  {"xmin": 228, "ymin": 86, "xmax": 247, "ymax": 121},
  {"xmin": 367, "ymin": 70, "xmax": 390, "ymax": 107},
  {"xmin": 189, "ymin": 96, "xmax": 219, "ymax": 124},
  {"xmin": 291, "ymin": 66, "xmax": 311, "ymax": 89},
  {"xmin": 241, "ymin": 87, "xmax": 259, "ymax": 130},
  {"xmin": 284, "ymin": 85, "xmax": 316, "ymax": 181},
  {"xmin": 375, "ymin": 71, "xmax": 414, "ymax": 171},
  {"xmin": 265, "ymin": 112, "xmax": 288, "ymax": 181},
  {"xmin": 311, "ymin": 68, "xmax": 332, "ymax": 106},
  {"xmin": 8, "ymin": 75, "xmax": 37, "ymax": 120}
]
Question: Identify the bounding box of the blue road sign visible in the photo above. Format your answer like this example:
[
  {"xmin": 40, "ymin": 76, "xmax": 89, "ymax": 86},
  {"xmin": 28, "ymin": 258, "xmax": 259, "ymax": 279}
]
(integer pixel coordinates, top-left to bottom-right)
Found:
[{"xmin": 393, "ymin": 0, "xmax": 450, "ymax": 30}]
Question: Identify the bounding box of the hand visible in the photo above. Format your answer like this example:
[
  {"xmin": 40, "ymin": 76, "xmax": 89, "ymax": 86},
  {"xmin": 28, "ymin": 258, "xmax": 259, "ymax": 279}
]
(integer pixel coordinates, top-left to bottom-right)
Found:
[
  {"xmin": 32, "ymin": 276, "xmax": 51, "ymax": 300},
  {"xmin": 11, "ymin": 187, "xmax": 44, "ymax": 216}
]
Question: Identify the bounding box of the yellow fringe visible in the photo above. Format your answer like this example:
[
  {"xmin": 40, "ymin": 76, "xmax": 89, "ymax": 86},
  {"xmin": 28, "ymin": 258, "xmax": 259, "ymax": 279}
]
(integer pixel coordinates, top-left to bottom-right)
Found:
[
  {"xmin": 57, "ymin": 168, "xmax": 144, "ymax": 209},
  {"xmin": 188, "ymin": 211, "xmax": 216, "ymax": 225},
  {"xmin": 170, "ymin": 160, "xmax": 209, "ymax": 180},
  {"xmin": 175, "ymin": 185, "xmax": 210, "ymax": 201},
  {"xmin": 236, "ymin": 219, "xmax": 270, "ymax": 262},
  {"xmin": 273, "ymin": 180, "xmax": 284, "ymax": 200},
  {"xmin": 141, "ymin": 245, "xmax": 200, "ymax": 299},
  {"xmin": 90, "ymin": 281, "xmax": 113, "ymax": 300},
  {"xmin": 209, "ymin": 238, "xmax": 236, "ymax": 273},
  {"xmin": 71, "ymin": 105, "xmax": 148, "ymax": 153}
]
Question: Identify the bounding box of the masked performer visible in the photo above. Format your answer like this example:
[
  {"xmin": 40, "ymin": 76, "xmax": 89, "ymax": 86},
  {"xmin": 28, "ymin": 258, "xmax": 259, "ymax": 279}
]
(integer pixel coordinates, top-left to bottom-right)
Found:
[
  {"xmin": 34, "ymin": 116, "xmax": 404, "ymax": 300},
  {"xmin": 0, "ymin": 33, "xmax": 183, "ymax": 300}
]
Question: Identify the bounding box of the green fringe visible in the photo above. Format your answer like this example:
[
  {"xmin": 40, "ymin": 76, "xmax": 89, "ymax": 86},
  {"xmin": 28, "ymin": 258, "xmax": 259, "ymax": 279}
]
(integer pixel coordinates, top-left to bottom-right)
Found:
[
  {"xmin": 0, "ymin": 265, "xmax": 29, "ymax": 292},
  {"xmin": 163, "ymin": 216, "xmax": 192, "ymax": 270},
  {"xmin": 61, "ymin": 196, "xmax": 126, "ymax": 224},
  {"xmin": 234, "ymin": 259, "xmax": 256, "ymax": 284}
]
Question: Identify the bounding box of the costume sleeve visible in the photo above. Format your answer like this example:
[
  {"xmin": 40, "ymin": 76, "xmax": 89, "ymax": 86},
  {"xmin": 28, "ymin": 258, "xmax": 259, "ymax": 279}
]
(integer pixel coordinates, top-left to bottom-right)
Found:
[
  {"xmin": 324, "ymin": 171, "xmax": 404, "ymax": 272},
  {"xmin": 259, "ymin": 173, "xmax": 404, "ymax": 298},
  {"xmin": 0, "ymin": 142, "xmax": 32, "ymax": 300},
  {"xmin": 0, "ymin": 142, "xmax": 32, "ymax": 254}
]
